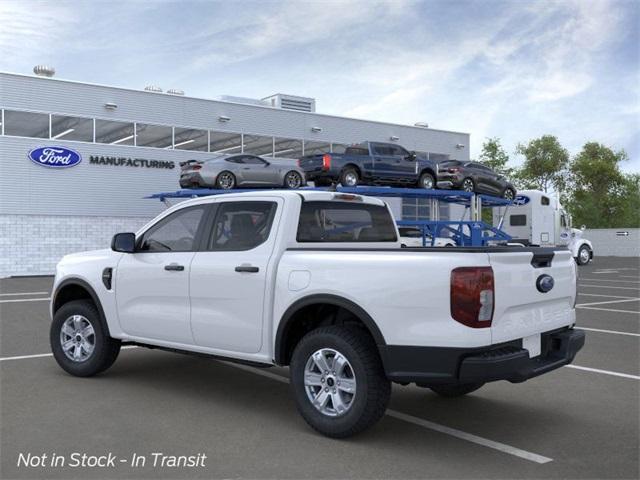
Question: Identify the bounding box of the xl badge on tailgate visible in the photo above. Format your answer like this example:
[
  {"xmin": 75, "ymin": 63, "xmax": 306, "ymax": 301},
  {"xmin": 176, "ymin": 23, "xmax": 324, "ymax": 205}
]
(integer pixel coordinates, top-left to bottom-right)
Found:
[{"xmin": 536, "ymin": 274, "xmax": 555, "ymax": 293}]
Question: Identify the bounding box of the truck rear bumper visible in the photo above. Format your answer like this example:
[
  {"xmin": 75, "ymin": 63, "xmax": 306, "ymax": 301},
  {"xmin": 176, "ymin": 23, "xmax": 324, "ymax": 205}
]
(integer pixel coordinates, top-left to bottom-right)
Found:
[{"xmin": 380, "ymin": 327, "xmax": 585, "ymax": 386}]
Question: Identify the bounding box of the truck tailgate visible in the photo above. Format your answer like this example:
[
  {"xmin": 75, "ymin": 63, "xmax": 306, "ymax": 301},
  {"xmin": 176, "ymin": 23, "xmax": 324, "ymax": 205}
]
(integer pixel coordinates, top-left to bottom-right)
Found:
[{"xmin": 489, "ymin": 249, "xmax": 576, "ymax": 345}]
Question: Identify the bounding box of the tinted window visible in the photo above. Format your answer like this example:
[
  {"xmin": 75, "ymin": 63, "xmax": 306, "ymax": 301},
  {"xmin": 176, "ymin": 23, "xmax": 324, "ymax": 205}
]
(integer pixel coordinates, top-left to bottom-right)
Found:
[
  {"xmin": 297, "ymin": 201, "xmax": 397, "ymax": 242},
  {"xmin": 510, "ymin": 215, "xmax": 527, "ymax": 226},
  {"xmin": 139, "ymin": 206, "xmax": 206, "ymax": 252},
  {"xmin": 51, "ymin": 114, "xmax": 93, "ymax": 142},
  {"xmin": 95, "ymin": 119, "xmax": 135, "ymax": 145},
  {"xmin": 390, "ymin": 145, "xmax": 410, "ymax": 157},
  {"xmin": 541, "ymin": 196, "xmax": 550, "ymax": 205},
  {"xmin": 345, "ymin": 147, "xmax": 369, "ymax": 156},
  {"xmin": 373, "ymin": 144, "xmax": 394, "ymax": 156},
  {"xmin": 242, "ymin": 156, "xmax": 267, "ymax": 165},
  {"xmin": 4, "ymin": 110, "xmax": 49, "ymax": 138},
  {"xmin": 208, "ymin": 202, "xmax": 277, "ymax": 251},
  {"xmin": 225, "ymin": 156, "xmax": 244, "ymax": 164}
]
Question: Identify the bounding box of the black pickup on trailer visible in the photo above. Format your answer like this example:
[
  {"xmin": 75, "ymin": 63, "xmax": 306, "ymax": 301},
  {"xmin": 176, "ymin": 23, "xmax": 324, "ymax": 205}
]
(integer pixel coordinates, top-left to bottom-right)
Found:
[{"xmin": 298, "ymin": 141, "xmax": 439, "ymax": 189}]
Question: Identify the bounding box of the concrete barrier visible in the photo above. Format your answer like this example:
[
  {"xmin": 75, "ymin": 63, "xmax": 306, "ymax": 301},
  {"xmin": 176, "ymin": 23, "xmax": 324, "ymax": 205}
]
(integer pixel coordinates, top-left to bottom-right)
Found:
[{"xmin": 584, "ymin": 228, "xmax": 640, "ymax": 257}]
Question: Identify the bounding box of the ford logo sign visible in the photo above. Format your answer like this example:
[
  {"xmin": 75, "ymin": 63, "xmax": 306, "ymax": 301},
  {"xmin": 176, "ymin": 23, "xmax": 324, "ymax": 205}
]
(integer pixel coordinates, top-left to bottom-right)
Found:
[
  {"xmin": 536, "ymin": 274, "xmax": 554, "ymax": 293},
  {"xmin": 513, "ymin": 195, "xmax": 530, "ymax": 206},
  {"xmin": 28, "ymin": 146, "xmax": 82, "ymax": 168}
]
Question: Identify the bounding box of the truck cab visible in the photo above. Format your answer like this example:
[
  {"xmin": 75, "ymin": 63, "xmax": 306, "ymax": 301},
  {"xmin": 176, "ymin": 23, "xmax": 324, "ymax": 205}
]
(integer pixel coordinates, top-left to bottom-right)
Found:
[{"xmin": 493, "ymin": 189, "xmax": 594, "ymax": 265}]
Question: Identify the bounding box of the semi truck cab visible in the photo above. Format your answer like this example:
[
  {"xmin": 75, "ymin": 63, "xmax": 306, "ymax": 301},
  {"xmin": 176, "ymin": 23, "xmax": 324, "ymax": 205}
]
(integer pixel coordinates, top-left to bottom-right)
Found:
[{"xmin": 493, "ymin": 189, "xmax": 594, "ymax": 265}]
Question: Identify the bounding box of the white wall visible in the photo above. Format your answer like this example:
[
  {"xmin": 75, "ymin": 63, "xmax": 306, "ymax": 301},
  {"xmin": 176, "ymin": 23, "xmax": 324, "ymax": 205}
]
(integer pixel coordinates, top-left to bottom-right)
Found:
[{"xmin": 583, "ymin": 228, "xmax": 640, "ymax": 257}]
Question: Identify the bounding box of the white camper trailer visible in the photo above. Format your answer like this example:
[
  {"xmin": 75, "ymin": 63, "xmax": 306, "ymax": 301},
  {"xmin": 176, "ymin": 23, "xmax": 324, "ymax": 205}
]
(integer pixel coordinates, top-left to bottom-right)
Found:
[{"xmin": 493, "ymin": 190, "xmax": 594, "ymax": 265}]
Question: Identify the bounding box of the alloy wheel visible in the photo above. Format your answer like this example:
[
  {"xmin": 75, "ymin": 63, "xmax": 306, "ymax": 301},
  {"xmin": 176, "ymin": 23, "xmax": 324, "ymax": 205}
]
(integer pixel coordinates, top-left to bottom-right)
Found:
[
  {"xmin": 304, "ymin": 348, "xmax": 357, "ymax": 417},
  {"xmin": 286, "ymin": 172, "xmax": 302, "ymax": 189},
  {"xmin": 218, "ymin": 172, "xmax": 235, "ymax": 189},
  {"xmin": 60, "ymin": 315, "xmax": 95, "ymax": 362},
  {"xmin": 462, "ymin": 179, "xmax": 474, "ymax": 192},
  {"xmin": 343, "ymin": 172, "xmax": 358, "ymax": 187}
]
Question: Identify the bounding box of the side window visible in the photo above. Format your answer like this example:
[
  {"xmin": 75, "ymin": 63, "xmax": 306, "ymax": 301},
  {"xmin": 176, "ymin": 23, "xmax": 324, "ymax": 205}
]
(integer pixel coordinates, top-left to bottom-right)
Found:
[
  {"xmin": 541, "ymin": 196, "xmax": 550, "ymax": 206},
  {"xmin": 297, "ymin": 201, "xmax": 397, "ymax": 242},
  {"xmin": 560, "ymin": 215, "xmax": 567, "ymax": 228},
  {"xmin": 226, "ymin": 156, "xmax": 244, "ymax": 164},
  {"xmin": 242, "ymin": 156, "xmax": 267, "ymax": 165},
  {"xmin": 138, "ymin": 206, "xmax": 206, "ymax": 252},
  {"xmin": 372, "ymin": 144, "xmax": 391, "ymax": 156},
  {"xmin": 510, "ymin": 215, "xmax": 527, "ymax": 226},
  {"xmin": 208, "ymin": 201, "xmax": 277, "ymax": 251},
  {"xmin": 390, "ymin": 145, "xmax": 410, "ymax": 157}
]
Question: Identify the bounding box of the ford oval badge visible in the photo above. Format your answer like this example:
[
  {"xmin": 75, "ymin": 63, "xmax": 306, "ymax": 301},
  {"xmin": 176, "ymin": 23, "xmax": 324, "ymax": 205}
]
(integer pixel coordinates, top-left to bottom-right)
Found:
[
  {"xmin": 28, "ymin": 146, "xmax": 82, "ymax": 168},
  {"xmin": 536, "ymin": 274, "xmax": 554, "ymax": 293},
  {"xmin": 513, "ymin": 195, "xmax": 530, "ymax": 206}
]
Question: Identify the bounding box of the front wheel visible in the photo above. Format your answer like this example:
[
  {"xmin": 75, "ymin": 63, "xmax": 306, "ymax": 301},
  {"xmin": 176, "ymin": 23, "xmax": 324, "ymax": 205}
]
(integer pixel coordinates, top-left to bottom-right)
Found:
[
  {"xmin": 503, "ymin": 188, "xmax": 516, "ymax": 201},
  {"xmin": 50, "ymin": 300, "xmax": 121, "ymax": 377},
  {"xmin": 418, "ymin": 172, "xmax": 435, "ymax": 190},
  {"xmin": 576, "ymin": 245, "xmax": 592, "ymax": 265},
  {"xmin": 284, "ymin": 170, "xmax": 303, "ymax": 189},
  {"xmin": 290, "ymin": 326, "xmax": 391, "ymax": 438},
  {"xmin": 430, "ymin": 382, "xmax": 484, "ymax": 397}
]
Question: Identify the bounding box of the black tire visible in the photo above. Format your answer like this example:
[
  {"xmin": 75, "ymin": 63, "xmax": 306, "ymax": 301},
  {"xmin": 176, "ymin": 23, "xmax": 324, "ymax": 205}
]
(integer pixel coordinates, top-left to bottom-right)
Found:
[
  {"xmin": 430, "ymin": 382, "xmax": 484, "ymax": 397},
  {"xmin": 216, "ymin": 171, "xmax": 236, "ymax": 190},
  {"xmin": 418, "ymin": 172, "xmax": 436, "ymax": 190},
  {"xmin": 503, "ymin": 188, "xmax": 516, "ymax": 200},
  {"xmin": 340, "ymin": 167, "xmax": 359, "ymax": 187},
  {"xmin": 283, "ymin": 170, "xmax": 304, "ymax": 189},
  {"xmin": 461, "ymin": 178, "xmax": 475, "ymax": 192},
  {"xmin": 50, "ymin": 300, "xmax": 121, "ymax": 377},
  {"xmin": 290, "ymin": 325, "xmax": 391, "ymax": 438},
  {"xmin": 576, "ymin": 245, "xmax": 591, "ymax": 265}
]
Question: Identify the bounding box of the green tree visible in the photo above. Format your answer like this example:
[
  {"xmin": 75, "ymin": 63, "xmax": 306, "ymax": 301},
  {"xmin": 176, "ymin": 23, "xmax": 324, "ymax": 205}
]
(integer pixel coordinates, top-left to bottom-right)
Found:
[
  {"xmin": 515, "ymin": 135, "xmax": 569, "ymax": 193},
  {"xmin": 565, "ymin": 142, "xmax": 639, "ymax": 228},
  {"xmin": 479, "ymin": 137, "xmax": 513, "ymax": 176}
]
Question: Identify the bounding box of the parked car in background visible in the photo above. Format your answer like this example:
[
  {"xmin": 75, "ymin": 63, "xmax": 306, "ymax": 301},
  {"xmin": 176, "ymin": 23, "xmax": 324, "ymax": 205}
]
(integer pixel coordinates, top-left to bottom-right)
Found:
[
  {"xmin": 179, "ymin": 154, "xmax": 306, "ymax": 190},
  {"xmin": 398, "ymin": 227, "xmax": 456, "ymax": 247},
  {"xmin": 298, "ymin": 141, "xmax": 439, "ymax": 189},
  {"xmin": 436, "ymin": 160, "xmax": 516, "ymax": 199}
]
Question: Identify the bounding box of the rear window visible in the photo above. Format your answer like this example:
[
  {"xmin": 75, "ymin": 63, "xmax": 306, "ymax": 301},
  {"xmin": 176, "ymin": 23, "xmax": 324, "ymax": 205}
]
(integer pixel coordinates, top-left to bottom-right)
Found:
[
  {"xmin": 345, "ymin": 147, "xmax": 369, "ymax": 156},
  {"xmin": 297, "ymin": 201, "xmax": 397, "ymax": 243},
  {"xmin": 510, "ymin": 214, "xmax": 527, "ymax": 226}
]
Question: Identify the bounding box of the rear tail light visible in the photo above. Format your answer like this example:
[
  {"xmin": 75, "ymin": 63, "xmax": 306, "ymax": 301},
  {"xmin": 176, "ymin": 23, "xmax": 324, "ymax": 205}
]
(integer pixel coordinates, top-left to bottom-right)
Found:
[
  {"xmin": 192, "ymin": 165, "xmax": 202, "ymax": 170},
  {"xmin": 448, "ymin": 167, "xmax": 460, "ymax": 173},
  {"xmin": 450, "ymin": 267, "xmax": 494, "ymax": 328},
  {"xmin": 322, "ymin": 154, "xmax": 332, "ymax": 171}
]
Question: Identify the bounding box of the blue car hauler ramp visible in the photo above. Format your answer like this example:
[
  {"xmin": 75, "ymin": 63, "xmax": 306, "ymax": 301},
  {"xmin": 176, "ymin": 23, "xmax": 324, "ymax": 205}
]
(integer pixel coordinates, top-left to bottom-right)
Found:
[{"xmin": 146, "ymin": 186, "xmax": 513, "ymax": 247}]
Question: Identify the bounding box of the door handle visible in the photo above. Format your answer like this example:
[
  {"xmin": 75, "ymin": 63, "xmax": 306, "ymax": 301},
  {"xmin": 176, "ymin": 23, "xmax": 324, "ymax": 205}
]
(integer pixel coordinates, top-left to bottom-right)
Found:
[
  {"xmin": 235, "ymin": 265, "xmax": 259, "ymax": 273},
  {"xmin": 164, "ymin": 263, "xmax": 185, "ymax": 271}
]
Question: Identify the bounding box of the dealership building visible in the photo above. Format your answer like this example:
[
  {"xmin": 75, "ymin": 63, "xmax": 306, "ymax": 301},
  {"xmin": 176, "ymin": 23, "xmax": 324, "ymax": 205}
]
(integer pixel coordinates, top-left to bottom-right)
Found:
[{"xmin": 0, "ymin": 69, "xmax": 470, "ymax": 277}]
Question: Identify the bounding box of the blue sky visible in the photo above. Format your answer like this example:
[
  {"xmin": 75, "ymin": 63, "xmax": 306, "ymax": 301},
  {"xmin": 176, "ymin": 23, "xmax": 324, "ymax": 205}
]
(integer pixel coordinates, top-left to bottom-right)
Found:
[{"xmin": 1, "ymin": 0, "xmax": 638, "ymax": 171}]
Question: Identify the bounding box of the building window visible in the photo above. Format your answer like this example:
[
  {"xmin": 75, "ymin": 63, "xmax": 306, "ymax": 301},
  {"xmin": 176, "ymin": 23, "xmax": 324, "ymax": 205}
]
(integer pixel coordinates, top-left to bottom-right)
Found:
[
  {"xmin": 95, "ymin": 119, "xmax": 135, "ymax": 145},
  {"xmin": 243, "ymin": 134, "xmax": 274, "ymax": 156},
  {"xmin": 273, "ymin": 137, "xmax": 303, "ymax": 159},
  {"xmin": 3, "ymin": 110, "xmax": 49, "ymax": 138},
  {"xmin": 135, "ymin": 123, "xmax": 173, "ymax": 148},
  {"xmin": 51, "ymin": 114, "xmax": 93, "ymax": 142},
  {"xmin": 304, "ymin": 140, "xmax": 331, "ymax": 156},
  {"xmin": 173, "ymin": 127, "xmax": 208, "ymax": 151},
  {"xmin": 428, "ymin": 153, "xmax": 450, "ymax": 163},
  {"xmin": 210, "ymin": 131, "xmax": 243, "ymax": 154},
  {"xmin": 402, "ymin": 198, "xmax": 430, "ymax": 221}
]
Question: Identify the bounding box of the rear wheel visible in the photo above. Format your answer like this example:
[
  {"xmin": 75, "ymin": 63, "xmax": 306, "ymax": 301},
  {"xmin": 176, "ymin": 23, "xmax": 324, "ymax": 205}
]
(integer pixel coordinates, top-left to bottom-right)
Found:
[
  {"xmin": 430, "ymin": 382, "xmax": 484, "ymax": 397},
  {"xmin": 340, "ymin": 168, "xmax": 359, "ymax": 187},
  {"xmin": 284, "ymin": 171, "xmax": 303, "ymax": 189},
  {"xmin": 290, "ymin": 326, "xmax": 390, "ymax": 438},
  {"xmin": 216, "ymin": 171, "xmax": 236, "ymax": 190},
  {"xmin": 461, "ymin": 178, "xmax": 475, "ymax": 192},
  {"xmin": 418, "ymin": 172, "xmax": 435, "ymax": 190},
  {"xmin": 576, "ymin": 245, "xmax": 591, "ymax": 265},
  {"xmin": 50, "ymin": 300, "xmax": 121, "ymax": 377}
]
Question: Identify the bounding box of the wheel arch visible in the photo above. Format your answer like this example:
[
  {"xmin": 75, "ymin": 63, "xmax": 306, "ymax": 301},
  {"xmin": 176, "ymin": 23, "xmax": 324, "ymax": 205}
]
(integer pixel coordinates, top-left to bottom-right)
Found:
[
  {"xmin": 341, "ymin": 163, "xmax": 362, "ymax": 177},
  {"xmin": 419, "ymin": 167, "xmax": 436, "ymax": 178},
  {"xmin": 274, "ymin": 294, "xmax": 386, "ymax": 366},
  {"xmin": 52, "ymin": 278, "xmax": 110, "ymax": 334}
]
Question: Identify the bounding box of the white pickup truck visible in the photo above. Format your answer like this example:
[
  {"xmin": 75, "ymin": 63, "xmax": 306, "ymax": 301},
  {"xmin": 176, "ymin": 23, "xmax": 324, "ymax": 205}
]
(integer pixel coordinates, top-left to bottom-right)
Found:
[{"xmin": 50, "ymin": 190, "xmax": 584, "ymax": 438}]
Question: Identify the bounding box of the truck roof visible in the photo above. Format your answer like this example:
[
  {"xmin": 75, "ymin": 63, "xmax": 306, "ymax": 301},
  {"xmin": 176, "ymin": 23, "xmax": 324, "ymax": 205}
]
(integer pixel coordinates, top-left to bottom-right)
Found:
[{"xmin": 169, "ymin": 189, "xmax": 388, "ymax": 210}]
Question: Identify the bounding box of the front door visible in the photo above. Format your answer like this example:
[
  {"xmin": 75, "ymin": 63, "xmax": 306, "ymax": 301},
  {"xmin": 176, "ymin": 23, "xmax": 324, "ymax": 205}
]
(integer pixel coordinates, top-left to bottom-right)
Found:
[
  {"xmin": 189, "ymin": 198, "xmax": 281, "ymax": 353},
  {"xmin": 115, "ymin": 205, "xmax": 208, "ymax": 344}
]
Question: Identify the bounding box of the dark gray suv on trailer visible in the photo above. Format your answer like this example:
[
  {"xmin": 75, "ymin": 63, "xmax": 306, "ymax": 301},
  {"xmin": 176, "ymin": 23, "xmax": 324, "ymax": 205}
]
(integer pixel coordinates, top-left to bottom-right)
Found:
[{"xmin": 436, "ymin": 160, "xmax": 516, "ymax": 199}]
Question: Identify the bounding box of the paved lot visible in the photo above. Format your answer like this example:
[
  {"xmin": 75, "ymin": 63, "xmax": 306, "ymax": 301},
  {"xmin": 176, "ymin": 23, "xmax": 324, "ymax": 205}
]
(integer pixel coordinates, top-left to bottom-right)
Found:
[{"xmin": 1, "ymin": 257, "xmax": 638, "ymax": 479}]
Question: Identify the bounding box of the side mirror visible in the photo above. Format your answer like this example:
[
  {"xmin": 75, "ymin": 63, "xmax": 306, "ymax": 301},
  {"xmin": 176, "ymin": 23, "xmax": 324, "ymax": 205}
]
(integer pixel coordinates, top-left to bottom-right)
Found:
[
  {"xmin": 111, "ymin": 232, "xmax": 136, "ymax": 253},
  {"xmin": 407, "ymin": 151, "xmax": 417, "ymax": 161}
]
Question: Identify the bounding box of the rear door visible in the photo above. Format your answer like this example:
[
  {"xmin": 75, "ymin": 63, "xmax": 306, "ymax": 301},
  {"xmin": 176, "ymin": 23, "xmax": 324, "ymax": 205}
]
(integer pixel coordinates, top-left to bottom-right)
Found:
[
  {"xmin": 370, "ymin": 143, "xmax": 395, "ymax": 179},
  {"xmin": 489, "ymin": 249, "xmax": 576, "ymax": 346},
  {"xmin": 189, "ymin": 198, "xmax": 282, "ymax": 353}
]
